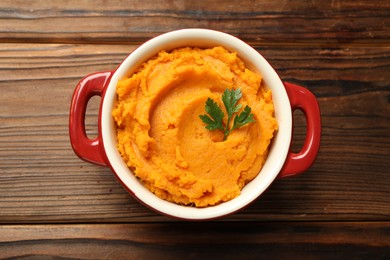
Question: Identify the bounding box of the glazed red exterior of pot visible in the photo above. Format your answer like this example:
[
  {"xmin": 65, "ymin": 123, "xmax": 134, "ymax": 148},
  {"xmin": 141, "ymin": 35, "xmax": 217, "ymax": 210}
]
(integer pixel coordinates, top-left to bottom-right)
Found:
[
  {"xmin": 279, "ymin": 82, "xmax": 321, "ymax": 177},
  {"xmin": 69, "ymin": 71, "xmax": 112, "ymax": 166},
  {"xmin": 70, "ymin": 73, "xmax": 321, "ymax": 178}
]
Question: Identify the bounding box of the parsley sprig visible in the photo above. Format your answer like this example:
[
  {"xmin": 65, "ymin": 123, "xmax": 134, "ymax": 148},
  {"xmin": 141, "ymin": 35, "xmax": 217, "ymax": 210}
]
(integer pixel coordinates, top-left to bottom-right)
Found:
[{"xmin": 199, "ymin": 88, "xmax": 255, "ymax": 141}]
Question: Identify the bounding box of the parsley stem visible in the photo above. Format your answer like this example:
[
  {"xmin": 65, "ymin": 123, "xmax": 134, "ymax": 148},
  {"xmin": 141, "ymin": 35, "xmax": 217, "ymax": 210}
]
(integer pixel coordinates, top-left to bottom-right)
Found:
[
  {"xmin": 225, "ymin": 115, "xmax": 231, "ymax": 139},
  {"xmin": 223, "ymin": 129, "xmax": 231, "ymax": 141}
]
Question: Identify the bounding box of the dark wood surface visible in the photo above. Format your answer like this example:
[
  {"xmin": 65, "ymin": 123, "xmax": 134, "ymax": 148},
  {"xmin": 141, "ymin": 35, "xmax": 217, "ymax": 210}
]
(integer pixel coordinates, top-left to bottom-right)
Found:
[
  {"xmin": 1, "ymin": 222, "xmax": 389, "ymax": 259},
  {"xmin": 0, "ymin": 0, "xmax": 389, "ymax": 258}
]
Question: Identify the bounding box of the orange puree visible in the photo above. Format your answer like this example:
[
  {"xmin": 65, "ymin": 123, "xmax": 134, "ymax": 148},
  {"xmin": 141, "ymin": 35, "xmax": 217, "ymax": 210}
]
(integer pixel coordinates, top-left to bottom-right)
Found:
[{"xmin": 112, "ymin": 46, "xmax": 277, "ymax": 207}]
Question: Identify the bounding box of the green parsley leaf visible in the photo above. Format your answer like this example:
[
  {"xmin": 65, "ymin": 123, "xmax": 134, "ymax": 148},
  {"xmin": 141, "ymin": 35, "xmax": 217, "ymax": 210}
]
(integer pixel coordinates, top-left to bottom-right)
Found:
[
  {"xmin": 232, "ymin": 105, "xmax": 255, "ymax": 130},
  {"xmin": 199, "ymin": 98, "xmax": 224, "ymax": 131},
  {"xmin": 222, "ymin": 88, "xmax": 242, "ymax": 118},
  {"xmin": 199, "ymin": 88, "xmax": 255, "ymax": 140}
]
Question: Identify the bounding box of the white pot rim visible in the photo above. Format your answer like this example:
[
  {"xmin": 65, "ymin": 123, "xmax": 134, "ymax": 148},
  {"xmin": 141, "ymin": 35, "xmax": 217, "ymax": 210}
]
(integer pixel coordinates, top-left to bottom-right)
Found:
[{"xmin": 100, "ymin": 29, "xmax": 292, "ymax": 220}]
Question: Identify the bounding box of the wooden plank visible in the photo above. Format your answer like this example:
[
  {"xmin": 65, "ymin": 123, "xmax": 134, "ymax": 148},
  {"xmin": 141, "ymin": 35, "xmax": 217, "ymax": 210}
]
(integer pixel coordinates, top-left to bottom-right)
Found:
[
  {"xmin": 0, "ymin": 0, "xmax": 389, "ymax": 44},
  {"xmin": 0, "ymin": 222, "xmax": 389, "ymax": 258},
  {"xmin": 0, "ymin": 43, "xmax": 389, "ymax": 223}
]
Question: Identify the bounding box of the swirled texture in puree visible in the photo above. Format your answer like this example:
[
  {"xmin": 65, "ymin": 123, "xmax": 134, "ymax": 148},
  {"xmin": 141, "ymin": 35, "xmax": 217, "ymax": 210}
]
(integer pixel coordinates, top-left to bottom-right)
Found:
[{"xmin": 112, "ymin": 46, "xmax": 277, "ymax": 207}]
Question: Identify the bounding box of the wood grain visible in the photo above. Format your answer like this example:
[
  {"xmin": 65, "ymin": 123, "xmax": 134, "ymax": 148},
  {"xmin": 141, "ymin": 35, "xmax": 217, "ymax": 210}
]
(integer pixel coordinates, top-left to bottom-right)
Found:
[
  {"xmin": 1, "ymin": 0, "xmax": 389, "ymax": 258},
  {"xmin": 0, "ymin": 43, "xmax": 389, "ymax": 223},
  {"xmin": 0, "ymin": 222, "xmax": 389, "ymax": 259},
  {"xmin": 0, "ymin": 0, "xmax": 389, "ymax": 44}
]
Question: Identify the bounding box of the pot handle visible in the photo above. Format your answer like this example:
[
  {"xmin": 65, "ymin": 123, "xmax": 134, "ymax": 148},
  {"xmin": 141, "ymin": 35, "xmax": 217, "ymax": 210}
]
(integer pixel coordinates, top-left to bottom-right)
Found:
[
  {"xmin": 69, "ymin": 71, "xmax": 113, "ymax": 166},
  {"xmin": 278, "ymin": 82, "xmax": 321, "ymax": 178}
]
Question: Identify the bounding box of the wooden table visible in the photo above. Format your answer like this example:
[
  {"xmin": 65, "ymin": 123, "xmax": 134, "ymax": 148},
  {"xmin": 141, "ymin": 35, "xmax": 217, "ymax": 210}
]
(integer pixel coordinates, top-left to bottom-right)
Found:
[{"xmin": 1, "ymin": 0, "xmax": 389, "ymax": 258}]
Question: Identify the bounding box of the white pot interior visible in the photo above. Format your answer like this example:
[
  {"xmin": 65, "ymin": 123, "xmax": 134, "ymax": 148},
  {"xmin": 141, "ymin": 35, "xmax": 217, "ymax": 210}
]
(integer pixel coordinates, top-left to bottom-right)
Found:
[{"xmin": 101, "ymin": 29, "xmax": 292, "ymax": 220}]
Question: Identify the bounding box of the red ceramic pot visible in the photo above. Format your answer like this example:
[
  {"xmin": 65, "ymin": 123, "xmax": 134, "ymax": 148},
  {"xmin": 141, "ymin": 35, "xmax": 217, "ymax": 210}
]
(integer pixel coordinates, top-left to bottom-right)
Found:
[{"xmin": 69, "ymin": 29, "xmax": 321, "ymax": 220}]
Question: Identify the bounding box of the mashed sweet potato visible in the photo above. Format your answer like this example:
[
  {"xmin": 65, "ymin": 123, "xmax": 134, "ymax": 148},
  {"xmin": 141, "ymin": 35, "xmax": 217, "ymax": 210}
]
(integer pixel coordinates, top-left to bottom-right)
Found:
[{"xmin": 112, "ymin": 46, "xmax": 277, "ymax": 207}]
